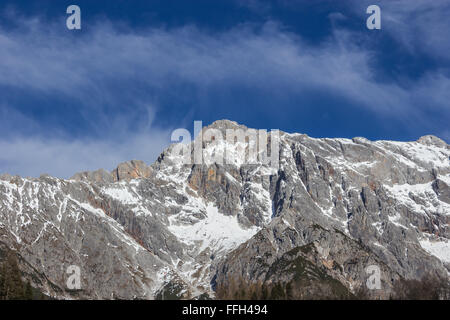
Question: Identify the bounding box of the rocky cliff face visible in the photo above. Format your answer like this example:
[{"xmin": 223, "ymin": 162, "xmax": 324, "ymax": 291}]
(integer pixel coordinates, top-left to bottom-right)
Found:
[{"xmin": 0, "ymin": 120, "xmax": 449, "ymax": 299}]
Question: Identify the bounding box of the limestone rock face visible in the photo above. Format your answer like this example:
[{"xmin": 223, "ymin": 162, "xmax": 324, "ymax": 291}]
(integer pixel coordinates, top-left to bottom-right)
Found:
[
  {"xmin": 71, "ymin": 160, "xmax": 153, "ymax": 183},
  {"xmin": 433, "ymin": 179, "xmax": 450, "ymax": 204},
  {"xmin": 71, "ymin": 169, "xmax": 114, "ymax": 184},
  {"xmin": 113, "ymin": 160, "xmax": 153, "ymax": 182},
  {"xmin": 0, "ymin": 120, "xmax": 449, "ymax": 299}
]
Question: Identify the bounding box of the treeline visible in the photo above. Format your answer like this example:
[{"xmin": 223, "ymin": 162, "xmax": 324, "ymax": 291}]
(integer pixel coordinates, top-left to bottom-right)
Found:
[
  {"xmin": 216, "ymin": 276, "xmax": 350, "ymax": 300},
  {"xmin": 0, "ymin": 251, "xmax": 41, "ymax": 300},
  {"xmin": 216, "ymin": 277, "xmax": 272, "ymax": 300},
  {"xmin": 391, "ymin": 274, "xmax": 450, "ymax": 300},
  {"xmin": 216, "ymin": 275, "xmax": 450, "ymax": 300}
]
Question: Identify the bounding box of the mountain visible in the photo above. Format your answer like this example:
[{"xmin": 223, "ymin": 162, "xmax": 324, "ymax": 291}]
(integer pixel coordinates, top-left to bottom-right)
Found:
[{"xmin": 0, "ymin": 120, "xmax": 449, "ymax": 299}]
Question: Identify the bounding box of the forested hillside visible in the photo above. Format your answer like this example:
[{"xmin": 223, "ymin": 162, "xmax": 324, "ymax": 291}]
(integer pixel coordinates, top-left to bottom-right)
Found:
[{"xmin": 0, "ymin": 246, "xmax": 46, "ymax": 300}]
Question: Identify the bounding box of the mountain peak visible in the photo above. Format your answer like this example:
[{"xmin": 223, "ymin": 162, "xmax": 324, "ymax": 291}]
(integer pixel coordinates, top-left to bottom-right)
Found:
[
  {"xmin": 71, "ymin": 160, "xmax": 152, "ymax": 183},
  {"xmin": 113, "ymin": 160, "xmax": 152, "ymax": 181},
  {"xmin": 417, "ymin": 135, "xmax": 448, "ymax": 148},
  {"xmin": 206, "ymin": 119, "xmax": 248, "ymax": 131}
]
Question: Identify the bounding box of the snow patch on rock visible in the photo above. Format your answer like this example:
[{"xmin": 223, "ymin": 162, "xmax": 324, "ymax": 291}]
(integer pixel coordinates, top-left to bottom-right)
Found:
[
  {"xmin": 420, "ymin": 237, "xmax": 450, "ymax": 263},
  {"xmin": 168, "ymin": 202, "xmax": 259, "ymax": 254}
]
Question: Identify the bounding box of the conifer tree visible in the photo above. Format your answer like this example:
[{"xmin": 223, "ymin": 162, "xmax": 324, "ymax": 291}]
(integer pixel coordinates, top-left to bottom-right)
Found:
[
  {"xmin": 24, "ymin": 281, "xmax": 33, "ymax": 300},
  {"xmin": 3, "ymin": 251, "xmax": 25, "ymax": 300},
  {"xmin": 0, "ymin": 260, "xmax": 5, "ymax": 300}
]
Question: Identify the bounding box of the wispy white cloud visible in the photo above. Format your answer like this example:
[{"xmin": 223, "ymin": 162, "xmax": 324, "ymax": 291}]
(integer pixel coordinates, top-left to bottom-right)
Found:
[
  {"xmin": 385, "ymin": 0, "xmax": 450, "ymax": 59},
  {"xmin": 1, "ymin": 18, "xmax": 448, "ymax": 114},
  {"xmin": 0, "ymin": 7, "xmax": 449, "ymax": 177},
  {"xmin": 348, "ymin": 0, "xmax": 450, "ymax": 61},
  {"xmin": 0, "ymin": 128, "xmax": 171, "ymax": 179}
]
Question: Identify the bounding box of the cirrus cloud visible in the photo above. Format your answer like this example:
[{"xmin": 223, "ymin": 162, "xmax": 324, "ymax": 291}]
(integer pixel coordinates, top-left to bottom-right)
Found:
[{"xmin": 0, "ymin": 6, "xmax": 448, "ymax": 178}]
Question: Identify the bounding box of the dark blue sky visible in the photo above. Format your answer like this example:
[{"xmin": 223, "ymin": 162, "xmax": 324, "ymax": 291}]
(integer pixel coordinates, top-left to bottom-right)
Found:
[{"xmin": 0, "ymin": 0, "xmax": 449, "ymax": 177}]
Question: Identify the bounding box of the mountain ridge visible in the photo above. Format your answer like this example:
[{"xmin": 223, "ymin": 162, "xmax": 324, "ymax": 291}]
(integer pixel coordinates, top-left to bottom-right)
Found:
[{"xmin": 0, "ymin": 119, "xmax": 449, "ymax": 299}]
